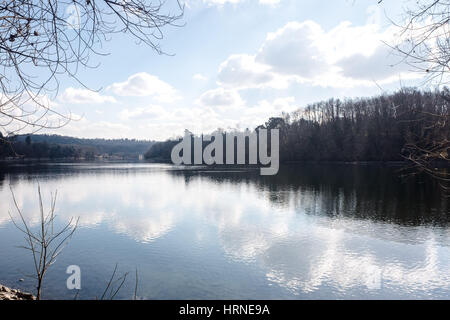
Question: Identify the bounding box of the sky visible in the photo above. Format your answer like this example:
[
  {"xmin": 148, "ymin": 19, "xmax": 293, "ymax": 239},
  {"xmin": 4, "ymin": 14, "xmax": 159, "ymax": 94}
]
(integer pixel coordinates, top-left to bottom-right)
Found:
[{"xmin": 39, "ymin": 0, "xmax": 428, "ymax": 141}]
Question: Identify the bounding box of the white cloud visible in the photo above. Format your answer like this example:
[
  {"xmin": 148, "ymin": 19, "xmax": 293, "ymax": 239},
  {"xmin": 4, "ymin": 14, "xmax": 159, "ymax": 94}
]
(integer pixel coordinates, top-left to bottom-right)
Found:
[
  {"xmin": 240, "ymin": 96, "xmax": 297, "ymax": 128},
  {"xmin": 202, "ymin": 0, "xmax": 242, "ymax": 5},
  {"xmin": 59, "ymin": 87, "xmax": 116, "ymax": 104},
  {"xmin": 54, "ymin": 117, "xmax": 133, "ymax": 139},
  {"xmin": 217, "ymin": 54, "xmax": 289, "ymax": 89},
  {"xmin": 259, "ymin": 0, "xmax": 280, "ymax": 5},
  {"xmin": 217, "ymin": 20, "xmax": 419, "ymax": 90},
  {"xmin": 193, "ymin": 73, "xmax": 208, "ymax": 81},
  {"xmin": 197, "ymin": 87, "xmax": 245, "ymax": 108},
  {"xmin": 336, "ymin": 45, "xmax": 411, "ymax": 81},
  {"xmin": 256, "ymin": 21, "xmax": 329, "ymax": 78},
  {"xmin": 119, "ymin": 105, "xmax": 167, "ymax": 121},
  {"xmin": 202, "ymin": 0, "xmax": 244, "ymax": 7},
  {"xmin": 108, "ymin": 72, "xmax": 179, "ymax": 102},
  {"xmin": 201, "ymin": 0, "xmax": 280, "ymax": 6},
  {"xmin": 35, "ymin": 17, "xmax": 425, "ymax": 141}
]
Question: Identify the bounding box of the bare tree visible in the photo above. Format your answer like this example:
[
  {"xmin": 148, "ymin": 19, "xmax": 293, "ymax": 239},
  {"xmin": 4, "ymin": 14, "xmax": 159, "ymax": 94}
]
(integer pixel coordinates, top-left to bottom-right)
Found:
[
  {"xmin": 0, "ymin": 0, "xmax": 184, "ymax": 137},
  {"xmin": 390, "ymin": 0, "xmax": 449, "ymax": 85},
  {"xmin": 401, "ymin": 88, "xmax": 450, "ymax": 188},
  {"xmin": 8, "ymin": 185, "xmax": 79, "ymax": 300},
  {"xmin": 98, "ymin": 263, "xmax": 132, "ymax": 300},
  {"xmin": 388, "ymin": 0, "xmax": 450, "ymax": 185}
]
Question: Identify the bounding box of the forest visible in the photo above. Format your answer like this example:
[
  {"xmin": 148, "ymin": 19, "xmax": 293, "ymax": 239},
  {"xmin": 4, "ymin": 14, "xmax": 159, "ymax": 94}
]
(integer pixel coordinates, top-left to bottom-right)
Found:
[
  {"xmin": 0, "ymin": 134, "xmax": 155, "ymax": 160},
  {"xmin": 145, "ymin": 88, "xmax": 449, "ymax": 164},
  {"xmin": 1, "ymin": 88, "xmax": 448, "ymax": 164}
]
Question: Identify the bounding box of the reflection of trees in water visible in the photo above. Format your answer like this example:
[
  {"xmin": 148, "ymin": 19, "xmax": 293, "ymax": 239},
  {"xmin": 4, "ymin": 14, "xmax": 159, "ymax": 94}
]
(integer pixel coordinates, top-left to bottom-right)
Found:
[
  {"xmin": 0, "ymin": 171, "xmax": 4, "ymax": 188},
  {"xmin": 169, "ymin": 165, "xmax": 450, "ymax": 297},
  {"xmin": 1, "ymin": 162, "xmax": 448, "ymax": 227},
  {"xmin": 169, "ymin": 164, "xmax": 450, "ymax": 226},
  {"xmin": 1, "ymin": 163, "xmax": 449, "ymax": 298}
]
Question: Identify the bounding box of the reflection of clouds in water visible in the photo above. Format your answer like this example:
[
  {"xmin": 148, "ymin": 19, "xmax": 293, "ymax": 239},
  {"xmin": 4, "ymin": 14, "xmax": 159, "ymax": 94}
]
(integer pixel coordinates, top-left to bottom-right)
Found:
[
  {"xmin": 0, "ymin": 200, "xmax": 11, "ymax": 226},
  {"xmin": 0, "ymin": 184, "xmax": 46, "ymax": 227},
  {"xmin": 0, "ymin": 172, "xmax": 181, "ymax": 243},
  {"xmin": 1, "ymin": 165, "xmax": 450, "ymax": 297},
  {"xmin": 111, "ymin": 210, "xmax": 175, "ymax": 243},
  {"xmin": 217, "ymin": 208, "xmax": 450, "ymax": 296},
  {"xmin": 181, "ymin": 182, "xmax": 450, "ymax": 297},
  {"xmin": 74, "ymin": 210, "xmax": 108, "ymax": 228}
]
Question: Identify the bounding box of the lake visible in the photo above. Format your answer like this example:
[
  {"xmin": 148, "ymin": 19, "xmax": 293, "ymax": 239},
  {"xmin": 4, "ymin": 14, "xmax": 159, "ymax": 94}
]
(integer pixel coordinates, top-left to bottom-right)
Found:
[{"xmin": 0, "ymin": 162, "xmax": 449, "ymax": 299}]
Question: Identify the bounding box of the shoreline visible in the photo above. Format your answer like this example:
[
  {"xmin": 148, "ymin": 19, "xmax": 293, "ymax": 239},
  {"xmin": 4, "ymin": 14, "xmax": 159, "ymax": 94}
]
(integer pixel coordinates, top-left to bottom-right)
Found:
[
  {"xmin": 0, "ymin": 284, "xmax": 35, "ymax": 300},
  {"xmin": 1, "ymin": 158, "xmax": 449, "ymax": 168}
]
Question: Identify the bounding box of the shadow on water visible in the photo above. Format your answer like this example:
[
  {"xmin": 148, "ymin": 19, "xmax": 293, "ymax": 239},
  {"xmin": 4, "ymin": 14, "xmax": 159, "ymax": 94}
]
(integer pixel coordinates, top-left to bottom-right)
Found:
[
  {"xmin": 0, "ymin": 161, "xmax": 448, "ymax": 228},
  {"xmin": 0, "ymin": 161, "xmax": 450, "ymax": 299},
  {"xmin": 168, "ymin": 163, "xmax": 450, "ymax": 227}
]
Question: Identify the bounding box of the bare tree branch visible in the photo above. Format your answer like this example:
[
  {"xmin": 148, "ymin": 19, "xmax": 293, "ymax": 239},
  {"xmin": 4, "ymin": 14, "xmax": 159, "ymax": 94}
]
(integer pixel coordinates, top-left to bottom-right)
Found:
[
  {"xmin": 9, "ymin": 184, "xmax": 79, "ymax": 299},
  {"xmin": 0, "ymin": 0, "xmax": 184, "ymax": 136}
]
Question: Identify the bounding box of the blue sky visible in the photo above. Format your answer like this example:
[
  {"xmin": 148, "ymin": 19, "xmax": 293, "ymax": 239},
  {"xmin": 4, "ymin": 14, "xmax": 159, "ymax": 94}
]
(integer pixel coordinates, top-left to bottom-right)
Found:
[{"xmin": 44, "ymin": 0, "xmax": 426, "ymax": 140}]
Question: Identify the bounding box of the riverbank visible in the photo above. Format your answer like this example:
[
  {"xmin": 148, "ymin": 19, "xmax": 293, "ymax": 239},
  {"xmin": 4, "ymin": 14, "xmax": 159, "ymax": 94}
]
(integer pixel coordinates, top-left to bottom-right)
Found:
[{"xmin": 0, "ymin": 285, "xmax": 35, "ymax": 300}]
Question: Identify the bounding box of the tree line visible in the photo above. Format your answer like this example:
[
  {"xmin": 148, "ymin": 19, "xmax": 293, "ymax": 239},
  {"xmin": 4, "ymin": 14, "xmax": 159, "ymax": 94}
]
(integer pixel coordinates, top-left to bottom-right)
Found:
[
  {"xmin": 0, "ymin": 134, "xmax": 155, "ymax": 160},
  {"xmin": 145, "ymin": 88, "xmax": 449, "ymax": 165}
]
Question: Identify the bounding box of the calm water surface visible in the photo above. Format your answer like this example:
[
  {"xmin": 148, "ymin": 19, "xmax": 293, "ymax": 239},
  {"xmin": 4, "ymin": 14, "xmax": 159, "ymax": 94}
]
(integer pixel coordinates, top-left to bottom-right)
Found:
[{"xmin": 0, "ymin": 162, "xmax": 449, "ymax": 299}]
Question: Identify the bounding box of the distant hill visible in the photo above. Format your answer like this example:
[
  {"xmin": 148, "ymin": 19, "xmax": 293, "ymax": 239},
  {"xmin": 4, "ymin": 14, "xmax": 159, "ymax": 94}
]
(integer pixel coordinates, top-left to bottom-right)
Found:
[{"xmin": 1, "ymin": 134, "xmax": 155, "ymax": 160}]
